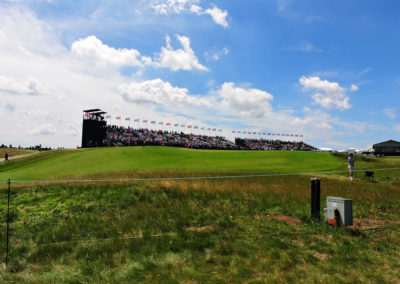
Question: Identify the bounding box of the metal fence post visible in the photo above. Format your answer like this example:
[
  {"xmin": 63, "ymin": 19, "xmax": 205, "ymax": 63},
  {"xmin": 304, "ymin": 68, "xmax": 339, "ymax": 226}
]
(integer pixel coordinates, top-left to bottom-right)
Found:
[
  {"xmin": 6, "ymin": 178, "xmax": 11, "ymax": 267},
  {"xmin": 311, "ymin": 177, "xmax": 321, "ymax": 220}
]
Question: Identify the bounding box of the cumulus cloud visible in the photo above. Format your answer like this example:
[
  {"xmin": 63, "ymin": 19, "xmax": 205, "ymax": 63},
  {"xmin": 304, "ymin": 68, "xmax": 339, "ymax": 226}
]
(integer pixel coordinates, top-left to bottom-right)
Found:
[
  {"xmin": 299, "ymin": 76, "xmax": 351, "ymax": 110},
  {"xmin": 155, "ymin": 35, "xmax": 207, "ymax": 71},
  {"xmin": 29, "ymin": 124, "xmax": 56, "ymax": 136},
  {"xmin": 71, "ymin": 35, "xmax": 206, "ymax": 72},
  {"xmin": 395, "ymin": 124, "xmax": 400, "ymax": 133},
  {"xmin": 218, "ymin": 82, "xmax": 274, "ymax": 118},
  {"xmin": 119, "ymin": 78, "xmax": 211, "ymax": 107},
  {"xmin": 71, "ymin": 35, "xmax": 152, "ymax": 67},
  {"xmin": 203, "ymin": 5, "xmax": 229, "ymax": 28},
  {"xmin": 0, "ymin": 75, "xmax": 50, "ymax": 96},
  {"xmin": 152, "ymin": 0, "xmax": 229, "ymax": 27},
  {"xmin": 350, "ymin": 84, "xmax": 359, "ymax": 91}
]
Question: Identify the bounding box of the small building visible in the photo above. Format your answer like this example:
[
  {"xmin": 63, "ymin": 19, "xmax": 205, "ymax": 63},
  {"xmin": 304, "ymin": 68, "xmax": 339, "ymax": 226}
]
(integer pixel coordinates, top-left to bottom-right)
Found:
[{"xmin": 373, "ymin": 140, "xmax": 400, "ymax": 156}]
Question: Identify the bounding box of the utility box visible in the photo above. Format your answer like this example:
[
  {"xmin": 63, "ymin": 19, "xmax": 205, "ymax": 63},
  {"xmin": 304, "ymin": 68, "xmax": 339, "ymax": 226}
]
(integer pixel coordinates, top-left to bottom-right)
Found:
[{"xmin": 324, "ymin": 196, "xmax": 353, "ymax": 226}]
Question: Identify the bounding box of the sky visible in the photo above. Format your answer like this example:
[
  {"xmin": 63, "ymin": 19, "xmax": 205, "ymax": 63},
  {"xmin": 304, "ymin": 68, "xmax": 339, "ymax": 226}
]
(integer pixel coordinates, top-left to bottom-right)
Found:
[{"xmin": 0, "ymin": 0, "xmax": 399, "ymax": 150}]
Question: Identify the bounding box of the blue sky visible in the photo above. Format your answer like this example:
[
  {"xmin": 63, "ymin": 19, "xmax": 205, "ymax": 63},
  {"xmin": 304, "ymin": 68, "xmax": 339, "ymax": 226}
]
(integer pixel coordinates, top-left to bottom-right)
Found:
[{"xmin": 0, "ymin": 0, "xmax": 399, "ymax": 149}]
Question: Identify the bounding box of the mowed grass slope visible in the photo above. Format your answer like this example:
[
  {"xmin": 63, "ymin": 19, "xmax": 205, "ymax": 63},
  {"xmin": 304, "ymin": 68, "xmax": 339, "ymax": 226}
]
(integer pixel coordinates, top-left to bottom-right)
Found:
[
  {"xmin": 0, "ymin": 147, "xmax": 348, "ymax": 181},
  {"xmin": 0, "ymin": 147, "xmax": 399, "ymax": 282}
]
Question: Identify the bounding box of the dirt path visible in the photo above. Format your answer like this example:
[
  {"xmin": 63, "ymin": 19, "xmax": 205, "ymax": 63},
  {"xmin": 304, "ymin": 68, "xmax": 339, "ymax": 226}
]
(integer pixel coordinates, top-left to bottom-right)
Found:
[{"xmin": 0, "ymin": 152, "xmax": 38, "ymax": 163}]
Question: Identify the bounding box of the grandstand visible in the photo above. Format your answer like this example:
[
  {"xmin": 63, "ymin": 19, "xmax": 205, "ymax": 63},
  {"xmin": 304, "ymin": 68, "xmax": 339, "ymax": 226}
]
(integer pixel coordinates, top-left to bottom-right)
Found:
[{"xmin": 82, "ymin": 109, "xmax": 317, "ymax": 151}]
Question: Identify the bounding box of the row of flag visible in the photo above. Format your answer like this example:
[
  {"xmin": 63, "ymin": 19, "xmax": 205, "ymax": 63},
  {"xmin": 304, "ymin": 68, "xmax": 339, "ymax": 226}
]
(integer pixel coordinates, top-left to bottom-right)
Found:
[
  {"xmin": 232, "ymin": 131, "xmax": 303, "ymax": 137},
  {"xmin": 101, "ymin": 114, "xmax": 303, "ymax": 137},
  {"xmin": 107, "ymin": 115, "xmax": 223, "ymax": 132}
]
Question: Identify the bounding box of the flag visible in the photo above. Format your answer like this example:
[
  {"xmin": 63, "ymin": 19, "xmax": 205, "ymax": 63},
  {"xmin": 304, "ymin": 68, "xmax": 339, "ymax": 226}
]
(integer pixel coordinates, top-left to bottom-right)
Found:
[
  {"xmin": 143, "ymin": 120, "xmax": 148, "ymax": 123},
  {"xmin": 181, "ymin": 124, "xmax": 185, "ymax": 127},
  {"xmin": 174, "ymin": 123, "xmax": 179, "ymax": 127},
  {"xmin": 106, "ymin": 115, "xmax": 111, "ymax": 119},
  {"xmin": 116, "ymin": 116, "xmax": 121, "ymax": 120},
  {"xmin": 201, "ymin": 127, "xmax": 205, "ymax": 130},
  {"xmin": 290, "ymin": 134, "xmax": 294, "ymax": 137},
  {"xmin": 159, "ymin": 122, "xmax": 163, "ymax": 125},
  {"xmin": 207, "ymin": 128, "xmax": 211, "ymax": 130},
  {"xmin": 248, "ymin": 132, "xmax": 251, "ymax": 134},
  {"xmin": 212, "ymin": 128, "xmax": 216, "ymax": 131},
  {"xmin": 277, "ymin": 133, "xmax": 280, "ymax": 136},
  {"xmin": 252, "ymin": 132, "xmax": 256, "ymax": 135},
  {"xmin": 263, "ymin": 133, "xmax": 266, "ymax": 135},
  {"xmin": 151, "ymin": 121, "xmax": 156, "ymax": 124},
  {"xmin": 134, "ymin": 118, "xmax": 139, "ymax": 122},
  {"xmin": 194, "ymin": 126, "xmax": 198, "ymax": 129},
  {"xmin": 125, "ymin": 117, "xmax": 130, "ymax": 121},
  {"xmin": 166, "ymin": 122, "xmax": 171, "ymax": 126},
  {"xmin": 268, "ymin": 133, "xmax": 271, "ymax": 135},
  {"xmin": 300, "ymin": 135, "xmax": 303, "ymax": 137},
  {"xmin": 218, "ymin": 129, "xmax": 222, "ymax": 132},
  {"xmin": 238, "ymin": 131, "xmax": 241, "ymax": 134},
  {"xmin": 257, "ymin": 132, "xmax": 261, "ymax": 135},
  {"xmin": 295, "ymin": 134, "xmax": 298, "ymax": 137},
  {"xmin": 232, "ymin": 130, "xmax": 236, "ymax": 133},
  {"xmin": 272, "ymin": 133, "xmax": 276, "ymax": 136},
  {"xmin": 188, "ymin": 125, "xmax": 192, "ymax": 128}
]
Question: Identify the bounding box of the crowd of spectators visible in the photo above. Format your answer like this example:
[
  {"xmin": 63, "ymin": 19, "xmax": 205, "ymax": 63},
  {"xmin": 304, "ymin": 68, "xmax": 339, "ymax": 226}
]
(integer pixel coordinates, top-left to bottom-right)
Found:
[
  {"xmin": 235, "ymin": 138, "xmax": 316, "ymax": 151},
  {"xmin": 104, "ymin": 126, "xmax": 236, "ymax": 149},
  {"xmin": 105, "ymin": 126, "xmax": 317, "ymax": 151}
]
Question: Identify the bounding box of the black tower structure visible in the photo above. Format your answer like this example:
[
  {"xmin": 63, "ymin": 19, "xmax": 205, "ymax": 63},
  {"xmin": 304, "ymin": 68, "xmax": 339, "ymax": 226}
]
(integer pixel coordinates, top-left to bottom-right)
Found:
[{"xmin": 81, "ymin": 109, "xmax": 107, "ymax": 148}]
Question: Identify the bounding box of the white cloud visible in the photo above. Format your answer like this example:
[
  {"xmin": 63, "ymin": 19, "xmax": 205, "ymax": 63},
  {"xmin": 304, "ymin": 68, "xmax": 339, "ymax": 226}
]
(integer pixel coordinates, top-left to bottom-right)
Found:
[
  {"xmin": 27, "ymin": 108, "xmax": 49, "ymax": 117},
  {"xmin": 394, "ymin": 124, "xmax": 400, "ymax": 133},
  {"xmin": 350, "ymin": 84, "xmax": 359, "ymax": 91},
  {"xmin": 0, "ymin": 75, "xmax": 51, "ymax": 96},
  {"xmin": 71, "ymin": 35, "xmax": 206, "ymax": 72},
  {"xmin": 189, "ymin": 4, "xmax": 202, "ymax": 14},
  {"xmin": 151, "ymin": 1, "xmax": 228, "ymax": 27},
  {"xmin": 71, "ymin": 35, "xmax": 152, "ymax": 67},
  {"xmin": 152, "ymin": 0, "xmax": 199, "ymax": 15},
  {"xmin": 30, "ymin": 124, "xmax": 56, "ymax": 136},
  {"xmin": 204, "ymin": 5, "xmax": 229, "ymax": 28},
  {"xmin": 383, "ymin": 108, "xmax": 396, "ymax": 119},
  {"xmin": 205, "ymin": 46, "xmax": 229, "ymax": 61},
  {"xmin": 299, "ymin": 76, "xmax": 351, "ymax": 110},
  {"xmin": 155, "ymin": 35, "xmax": 207, "ymax": 71},
  {"xmin": 316, "ymin": 122, "xmax": 333, "ymax": 129},
  {"xmin": 218, "ymin": 82, "xmax": 274, "ymax": 118},
  {"xmin": 119, "ymin": 78, "xmax": 211, "ymax": 107}
]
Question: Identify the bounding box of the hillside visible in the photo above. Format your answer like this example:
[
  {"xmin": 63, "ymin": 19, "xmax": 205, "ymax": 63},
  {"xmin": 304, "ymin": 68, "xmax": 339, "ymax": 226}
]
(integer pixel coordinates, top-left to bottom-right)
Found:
[{"xmin": 0, "ymin": 146, "xmax": 351, "ymax": 181}]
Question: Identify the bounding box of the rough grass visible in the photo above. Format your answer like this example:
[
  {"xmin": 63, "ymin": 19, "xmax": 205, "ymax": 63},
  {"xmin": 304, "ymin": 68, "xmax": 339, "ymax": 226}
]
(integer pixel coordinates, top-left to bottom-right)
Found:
[
  {"xmin": 0, "ymin": 148, "xmax": 36, "ymax": 158},
  {"xmin": 2, "ymin": 147, "xmax": 398, "ymax": 182},
  {"xmin": 0, "ymin": 170, "xmax": 399, "ymax": 282}
]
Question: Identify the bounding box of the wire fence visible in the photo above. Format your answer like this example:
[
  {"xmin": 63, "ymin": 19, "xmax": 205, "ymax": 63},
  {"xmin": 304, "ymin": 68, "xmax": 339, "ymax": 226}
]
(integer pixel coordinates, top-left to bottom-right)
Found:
[
  {"xmin": 1, "ymin": 167, "xmax": 400, "ymax": 268},
  {"xmin": 1, "ymin": 167, "xmax": 400, "ymax": 185}
]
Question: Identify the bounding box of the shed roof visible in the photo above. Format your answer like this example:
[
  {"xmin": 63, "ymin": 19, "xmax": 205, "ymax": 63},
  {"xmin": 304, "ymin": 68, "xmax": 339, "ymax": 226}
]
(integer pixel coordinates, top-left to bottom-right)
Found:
[{"xmin": 373, "ymin": 140, "xmax": 400, "ymax": 147}]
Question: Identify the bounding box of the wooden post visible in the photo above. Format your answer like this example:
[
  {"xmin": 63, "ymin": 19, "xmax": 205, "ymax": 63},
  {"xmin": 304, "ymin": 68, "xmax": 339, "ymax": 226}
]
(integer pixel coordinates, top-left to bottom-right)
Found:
[
  {"xmin": 6, "ymin": 178, "xmax": 11, "ymax": 267},
  {"xmin": 311, "ymin": 178, "xmax": 321, "ymax": 220}
]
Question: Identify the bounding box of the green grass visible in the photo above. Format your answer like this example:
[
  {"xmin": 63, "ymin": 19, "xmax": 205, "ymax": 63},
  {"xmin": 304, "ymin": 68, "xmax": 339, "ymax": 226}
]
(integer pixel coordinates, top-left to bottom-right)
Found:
[
  {"xmin": 383, "ymin": 156, "xmax": 400, "ymax": 164},
  {"xmin": 0, "ymin": 147, "xmax": 399, "ymax": 282},
  {"xmin": 0, "ymin": 175, "xmax": 399, "ymax": 283},
  {"xmin": 1, "ymin": 146, "xmax": 397, "ymax": 181}
]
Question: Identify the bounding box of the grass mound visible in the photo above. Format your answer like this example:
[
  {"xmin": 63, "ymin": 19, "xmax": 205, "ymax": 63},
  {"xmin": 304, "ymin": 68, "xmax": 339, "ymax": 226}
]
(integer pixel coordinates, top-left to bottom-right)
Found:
[{"xmin": 2, "ymin": 146, "xmax": 398, "ymax": 182}]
